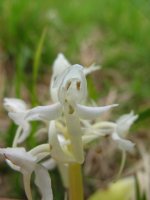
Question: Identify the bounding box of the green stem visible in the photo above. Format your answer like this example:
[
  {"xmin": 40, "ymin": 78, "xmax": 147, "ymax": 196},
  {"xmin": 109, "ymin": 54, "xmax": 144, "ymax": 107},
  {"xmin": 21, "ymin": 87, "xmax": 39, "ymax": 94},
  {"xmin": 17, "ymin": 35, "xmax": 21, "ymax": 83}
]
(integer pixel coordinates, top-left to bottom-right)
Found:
[{"xmin": 68, "ymin": 163, "xmax": 84, "ymax": 200}]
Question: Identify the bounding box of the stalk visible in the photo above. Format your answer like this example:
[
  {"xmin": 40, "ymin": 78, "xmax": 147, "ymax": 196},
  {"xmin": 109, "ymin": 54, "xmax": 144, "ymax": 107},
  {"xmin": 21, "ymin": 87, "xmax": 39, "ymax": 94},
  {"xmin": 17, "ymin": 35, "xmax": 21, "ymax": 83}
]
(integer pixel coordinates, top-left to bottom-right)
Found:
[{"xmin": 68, "ymin": 163, "xmax": 83, "ymax": 200}]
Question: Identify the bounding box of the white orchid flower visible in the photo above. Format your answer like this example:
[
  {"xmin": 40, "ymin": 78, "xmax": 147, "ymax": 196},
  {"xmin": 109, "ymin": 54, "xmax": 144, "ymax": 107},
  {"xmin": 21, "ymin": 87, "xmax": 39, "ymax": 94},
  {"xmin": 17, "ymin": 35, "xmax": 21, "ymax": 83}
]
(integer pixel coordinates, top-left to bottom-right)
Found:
[
  {"xmin": 25, "ymin": 65, "xmax": 117, "ymax": 163},
  {"xmin": 0, "ymin": 146, "xmax": 53, "ymax": 200},
  {"xmin": 3, "ymin": 98, "xmax": 61, "ymax": 144},
  {"xmin": 50, "ymin": 53, "xmax": 100, "ymax": 102},
  {"xmin": 3, "ymin": 98, "xmax": 30, "ymax": 143},
  {"xmin": 111, "ymin": 131, "xmax": 135, "ymax": 151},
  {"xmin": 82, "ymin": 113, "xmax": 137, "ymax": 152},
  {"xmin": 111, "ymin": 111, "xmax": 138, "ymax": 151}
]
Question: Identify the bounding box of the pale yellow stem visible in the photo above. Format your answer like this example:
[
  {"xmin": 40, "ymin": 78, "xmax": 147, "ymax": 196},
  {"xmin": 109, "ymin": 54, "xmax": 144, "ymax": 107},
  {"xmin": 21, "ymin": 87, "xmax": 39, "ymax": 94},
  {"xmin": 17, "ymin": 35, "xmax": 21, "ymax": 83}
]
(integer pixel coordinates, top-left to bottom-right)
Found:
[{"xmin": 68, "ymin": 163, "xmax": 84, "ymax": 200}]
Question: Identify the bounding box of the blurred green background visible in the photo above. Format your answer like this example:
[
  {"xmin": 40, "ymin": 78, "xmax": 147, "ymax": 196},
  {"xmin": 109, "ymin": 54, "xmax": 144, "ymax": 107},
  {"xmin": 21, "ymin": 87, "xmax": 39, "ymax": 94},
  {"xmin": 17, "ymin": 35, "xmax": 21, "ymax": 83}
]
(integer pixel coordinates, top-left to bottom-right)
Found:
[{"xmin": 0, "ymin": 0, "xmax": 150, "ymax": 199}]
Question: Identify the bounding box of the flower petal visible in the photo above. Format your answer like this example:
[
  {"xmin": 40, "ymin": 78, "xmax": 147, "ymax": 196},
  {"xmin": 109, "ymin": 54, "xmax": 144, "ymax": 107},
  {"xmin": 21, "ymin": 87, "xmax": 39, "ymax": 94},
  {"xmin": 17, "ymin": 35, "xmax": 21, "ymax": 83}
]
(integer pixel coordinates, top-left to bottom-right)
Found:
[
  {"xmin": 8, "ymin": 112, "xmax": 25, "ymax": 124},
  {"xmin": 8, "ymin": 112, "xmax": 31, "ymax": 143},
  {"xmin": 112, "ymin": 132, "xmax": 135, "ymax": 151},
  {"xmin": 35, "ymin": 164, "xmax": 53, "ymax": 200},
  {"xmin": 76, "ymin": 104, "xmax": 118, "ymax": 119},
  {"xmin": 57, "ymin": 163, "xmax": 69, "ymax": 188},
  {"xmin": 41, "ymin": 158, "xmax": 56, "ymax": 170},
  {"xmin": 5, "ymin": 159, "xmax": 20, "ymax": 171},
  {"xmin": 82, "ymin": 134, "xmax": 100, "ymax": 145},
  {"xmin": 56, "ymin": 64, "xmax": 87, "ymax": 104},
  {"xmin": 117, "ymin": 111, "xmax": 138, "ymax": 125},
  {"xmin": 0, "ymin": 148, "xmax": 37, "ymax": 200},
  {"xmin": 0, "ymin": 147, "xmax": 36, "ymax": 172},
  {"xmin": 23, "ymin": 172, "xmax": 32, "ymax": 200},
  {"xmin": 116, "ymin": 111, "xmax": 138, "ymax": 136},
  {"xmin": 29, "ymin": 144, "xmax": 50, "ymax": 156},
  {"xmin": 50, "ymin": 87, "xmax": 59, "ymax": 102},
  {"xmin": 25, "ymin": 103, "xmax": 62, "ymax": 121},
  {"xmin": 29, "ymin": 144, "xmax": 50, "ymax": 162},
  {"xmin": 48, "ymin": 121, "xmax": 75, "ymax": 163},
  {"xmin": 52, "ymin": 53, "xmax": 71, "ymax": 76},
  {"xmin": 3, "ymin": 98, "xmax": 27, "ymax": 112},
  {"xmin": 17, "ymin": 123, "xmax": 31, "ymax": 143},
  {"xmin": 50, "ymin": 54, "xmax": 71, "ymax": 102},
  {"xmin": 83, "ymin": 64, "xmax": 101, "ymax": 76}
]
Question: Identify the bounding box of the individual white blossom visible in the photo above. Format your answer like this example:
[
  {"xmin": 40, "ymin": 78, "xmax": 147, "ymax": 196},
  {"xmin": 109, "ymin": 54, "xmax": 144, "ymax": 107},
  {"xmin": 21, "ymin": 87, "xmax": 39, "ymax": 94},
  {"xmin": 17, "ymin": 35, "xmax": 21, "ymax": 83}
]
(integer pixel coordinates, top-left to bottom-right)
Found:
[
  {"xmin": 81, "ymin": 111, "xmax": 138, "ymax": 152},
  {"xmin": 112, "ymin": 111, "xmax": 138, "ymax": 151},
  {"xmin": 0, "ymin": 146, "xmax": 52, "ymax": 200}
]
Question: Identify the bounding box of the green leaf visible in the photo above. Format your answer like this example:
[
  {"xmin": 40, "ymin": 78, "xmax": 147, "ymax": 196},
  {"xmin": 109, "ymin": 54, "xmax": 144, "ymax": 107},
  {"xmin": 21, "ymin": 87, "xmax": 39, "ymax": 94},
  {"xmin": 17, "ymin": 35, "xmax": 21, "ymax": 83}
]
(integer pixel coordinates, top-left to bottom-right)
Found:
[
  {"xmin": 33, "ymin": 28, "xmax": 47, "ymax": 84},
  {"xmin": 134, "ymin": 175, "xmax": 147, "ymax": 200},
  {"xmin": 134, "ymin": 175, "xmax": 141, "ymax": 200},
  {"xmin": 32, "ymin": 28, "xmax": 47, "ymax": 105},
  {"xmin": 141, "ymin": 192, "xmax": 147, "ymax": 200}
]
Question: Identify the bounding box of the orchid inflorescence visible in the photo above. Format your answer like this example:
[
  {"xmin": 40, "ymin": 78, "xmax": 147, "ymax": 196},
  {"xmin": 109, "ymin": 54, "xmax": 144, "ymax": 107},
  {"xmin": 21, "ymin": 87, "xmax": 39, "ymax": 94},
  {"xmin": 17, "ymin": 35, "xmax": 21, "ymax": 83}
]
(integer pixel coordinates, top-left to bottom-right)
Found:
[{"xmin": 0, "ymin": 53, "xmax": 138, "ymax": 200}]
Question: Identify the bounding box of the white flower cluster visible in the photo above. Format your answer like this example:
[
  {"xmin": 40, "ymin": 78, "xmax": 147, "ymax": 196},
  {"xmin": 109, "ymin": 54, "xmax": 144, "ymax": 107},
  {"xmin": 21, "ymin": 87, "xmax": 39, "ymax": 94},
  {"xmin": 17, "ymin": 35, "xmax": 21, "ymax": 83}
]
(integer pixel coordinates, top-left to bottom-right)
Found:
[{"xmin": 0, "ymin": 53, "xmax": 138, "ymax": 200}]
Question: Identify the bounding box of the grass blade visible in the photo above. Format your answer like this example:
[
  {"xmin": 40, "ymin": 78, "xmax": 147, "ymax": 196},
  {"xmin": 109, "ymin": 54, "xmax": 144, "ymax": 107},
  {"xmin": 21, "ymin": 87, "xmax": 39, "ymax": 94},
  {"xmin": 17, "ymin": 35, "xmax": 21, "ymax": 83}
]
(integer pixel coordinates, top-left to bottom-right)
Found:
[{"xmin": 32, "ymin": 28, "xmax": 47, "ymax": 105}]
